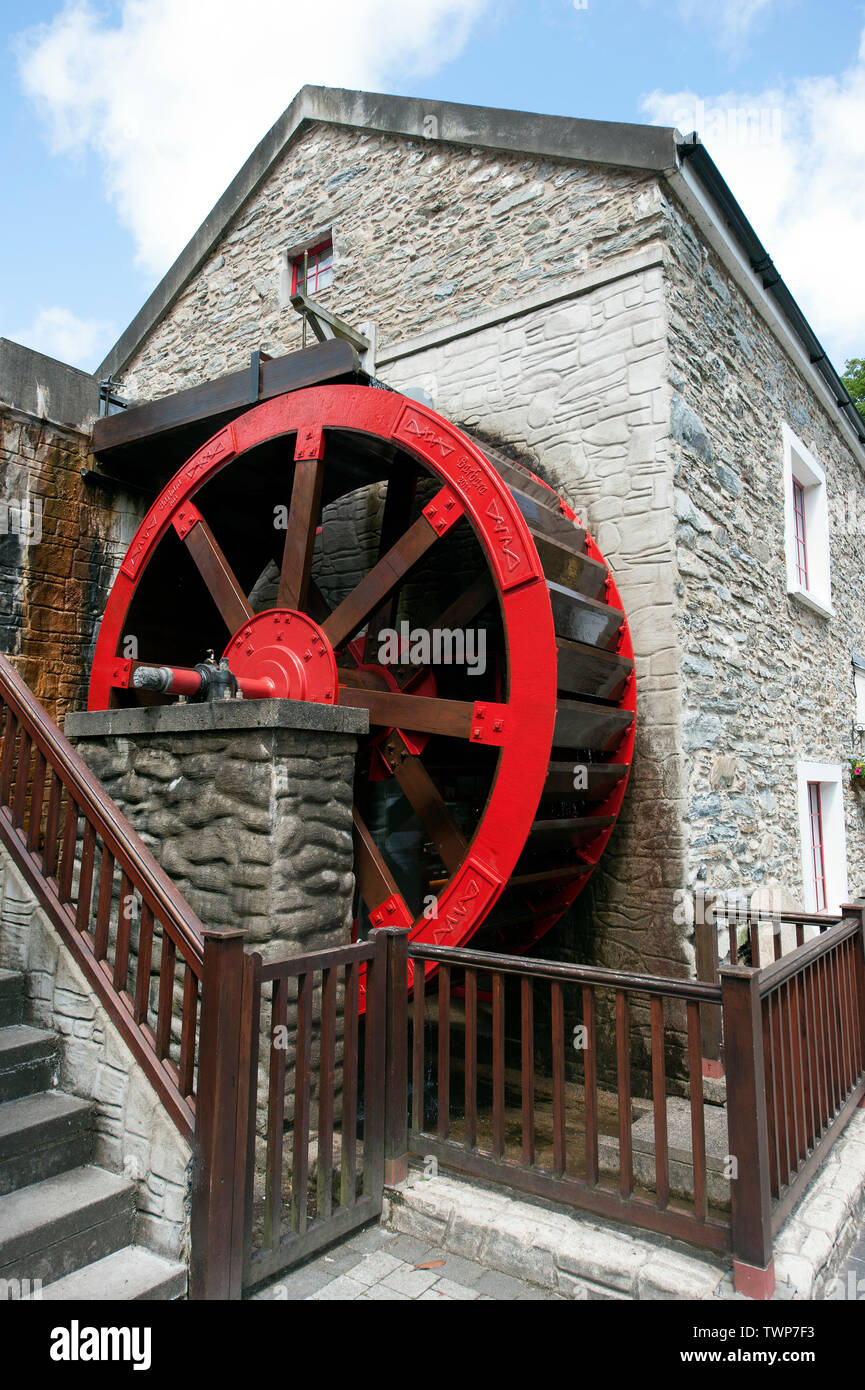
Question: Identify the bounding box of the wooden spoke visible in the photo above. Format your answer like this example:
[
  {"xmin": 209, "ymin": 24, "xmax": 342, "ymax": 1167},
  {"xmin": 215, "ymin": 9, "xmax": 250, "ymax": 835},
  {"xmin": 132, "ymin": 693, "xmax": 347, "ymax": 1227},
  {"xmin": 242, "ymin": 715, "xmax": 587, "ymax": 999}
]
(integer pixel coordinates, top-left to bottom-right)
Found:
[
  {"xmin": 184, "ymin": 519, "xmax": 253, "ymax": 633},
  {"xmin": 352, "ymin": 808, "xmax": 410, "ymax": 918},
  {"xmin": 321, "ymin": 511, "xmax": 443, "ymax": 650},
  {"xmin": 388, "ymin": 570, "xmax": 497, "ymax": 689},
  {"xmin": 307, "ymin": 579, "xmax": 332, "ymax": 626},
  {"xmin": 278, "ymin": 455, "xmax": 324, "ymax": 610},
  {"xmin": 339, "ymin": 687, "xmax": 477, "ymax": 740},
  {"xmin": 364, "ymin": 469, "xmax": 418, "ymax": 661},
  {"xmin": 381, "ymin": 732, "xmax": 468, "ymax": 875}
]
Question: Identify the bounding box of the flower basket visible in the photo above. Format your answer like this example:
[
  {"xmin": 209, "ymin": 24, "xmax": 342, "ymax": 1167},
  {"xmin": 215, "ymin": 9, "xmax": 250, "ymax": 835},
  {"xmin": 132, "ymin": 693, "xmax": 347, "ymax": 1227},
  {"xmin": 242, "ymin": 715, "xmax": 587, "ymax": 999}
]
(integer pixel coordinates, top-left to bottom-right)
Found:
[{"xmin": 850, "ymin": 759, "xmax": 865, "ymax": 798}]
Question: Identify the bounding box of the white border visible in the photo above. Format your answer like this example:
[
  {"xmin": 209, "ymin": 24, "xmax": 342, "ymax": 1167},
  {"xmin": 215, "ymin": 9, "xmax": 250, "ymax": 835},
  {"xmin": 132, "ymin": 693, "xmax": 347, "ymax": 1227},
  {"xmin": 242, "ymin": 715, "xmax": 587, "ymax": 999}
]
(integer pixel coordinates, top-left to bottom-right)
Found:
[{"xmin": 782, "ymin": 422, "xmax": 833, "ymax": 618}]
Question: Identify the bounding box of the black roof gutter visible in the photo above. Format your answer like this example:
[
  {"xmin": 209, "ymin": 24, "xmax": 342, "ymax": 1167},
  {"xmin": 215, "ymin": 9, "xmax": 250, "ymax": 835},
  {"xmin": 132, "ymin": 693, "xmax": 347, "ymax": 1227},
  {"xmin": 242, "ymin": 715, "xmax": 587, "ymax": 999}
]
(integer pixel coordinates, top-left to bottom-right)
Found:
[{"xmin": 678, "ymin": 134, "xmax": 865, "ymax": 449}]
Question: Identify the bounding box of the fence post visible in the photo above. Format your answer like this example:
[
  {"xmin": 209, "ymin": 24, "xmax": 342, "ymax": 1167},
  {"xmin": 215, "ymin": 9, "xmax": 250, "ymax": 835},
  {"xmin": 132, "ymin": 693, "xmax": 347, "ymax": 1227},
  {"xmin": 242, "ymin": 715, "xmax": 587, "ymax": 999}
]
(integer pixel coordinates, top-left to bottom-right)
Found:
[
  {"xmin": 190, "ymin": 924, "xmax": 247, "ymax": 1300},
  {"xmin": 694, "ymin": 891, "xmax": 723, "ymax": 1077},
  {"xmin": 842, "ymin": 903, "xmax": 865, "ymax": 1106},
  {"xmin": 720, "ymin": 963, "xmax": 774, "ymax": 1299},
  {"xmin": 380, "ymin": 927, "xmax": 410, "ymax": 1185}
]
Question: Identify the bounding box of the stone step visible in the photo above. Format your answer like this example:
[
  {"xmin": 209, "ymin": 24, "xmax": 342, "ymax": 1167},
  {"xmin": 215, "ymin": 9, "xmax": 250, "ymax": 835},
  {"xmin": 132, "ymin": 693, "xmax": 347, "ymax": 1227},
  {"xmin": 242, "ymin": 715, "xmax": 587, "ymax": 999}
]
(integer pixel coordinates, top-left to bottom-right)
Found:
[
  {"xmin": 0, "ymin": 1025, "xmax": 59, "ymax": 1102},
  {"xmin": 0, "ymin": 1165, "xmax": 136, "ymax": 1285},
  {"xmin": 41, "ymin": 1246, "xmax": 188, "ymax": 1301},
  {"xmin": 0, "ymin": 970, "xmax": 24, "ymax": 1028},
  {"xmin": 0, "ymin": 1091, "xmax": 93, "ymax": 1195}
]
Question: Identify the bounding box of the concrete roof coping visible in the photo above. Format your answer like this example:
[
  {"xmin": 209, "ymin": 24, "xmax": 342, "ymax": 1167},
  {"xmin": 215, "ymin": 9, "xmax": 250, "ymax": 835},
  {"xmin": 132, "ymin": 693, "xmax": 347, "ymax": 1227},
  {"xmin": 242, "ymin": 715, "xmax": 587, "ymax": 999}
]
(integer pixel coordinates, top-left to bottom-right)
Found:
[
  {"xmin": 0, "ymin": 338, "xmax": 100, "ymax": 433},
  {"xmin": 64, "ymin": 699, "xmax": 369, "ymax": 739},
  {"xmin": 98, "ymin": 84, "xmax": 679, "ymax": 378}
]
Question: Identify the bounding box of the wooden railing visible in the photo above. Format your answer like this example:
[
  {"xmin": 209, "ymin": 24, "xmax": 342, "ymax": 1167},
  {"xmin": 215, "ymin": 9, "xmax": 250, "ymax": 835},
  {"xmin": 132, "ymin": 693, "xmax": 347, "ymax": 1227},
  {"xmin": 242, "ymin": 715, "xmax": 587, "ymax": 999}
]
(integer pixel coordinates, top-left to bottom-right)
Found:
[
  {"xmin": 405, "ymin": 941, "xmax": 731, "ymax": 1255},
  {"xmin": 694, "ymin": 894, "xmax": 854, "ymax": 1073},
  {"xmin": 0, "ymin": 653, "xmax": 206, "ymax": 1139}
]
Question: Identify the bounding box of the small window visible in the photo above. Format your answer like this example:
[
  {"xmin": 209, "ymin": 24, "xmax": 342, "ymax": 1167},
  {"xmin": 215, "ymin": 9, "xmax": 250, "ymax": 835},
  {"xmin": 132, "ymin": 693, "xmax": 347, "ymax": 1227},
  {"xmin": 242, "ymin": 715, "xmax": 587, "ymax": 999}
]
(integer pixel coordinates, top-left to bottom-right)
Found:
[
  {"xmin": 807, "ymin": 782, "xmax": 827, "ymax": 912},
  {"xmin": 855, "ymin": 658, "xmax": 865, "ymax": 728},
  {"xmin": 792, "ymin": 479, "xmax": 808, "ymax": 587},
  {"xmin": 782, "ymin": 423, "xmax": 832, "ymax": 617},
  {"xmin": 291, "ymin": 240, "xmax": 333, "ymax": 296},
  {"xmin": 797, "ymin": 763, "xmax": 848, "ymax": 913}
]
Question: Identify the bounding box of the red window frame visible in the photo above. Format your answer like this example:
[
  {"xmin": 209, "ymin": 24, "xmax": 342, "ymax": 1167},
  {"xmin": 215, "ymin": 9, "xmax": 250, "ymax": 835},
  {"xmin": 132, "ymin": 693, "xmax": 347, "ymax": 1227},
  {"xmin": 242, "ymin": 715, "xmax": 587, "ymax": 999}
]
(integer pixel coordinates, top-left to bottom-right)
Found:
[
  {"xmin": 807, "ymin": 781, "xmax": 827, "ymax": 912},
  {"xmin": 792, "ymin": 478, "xmax": 808, "ymax": 587},
  {"xmin": 291, "ymin": 240, "xmax": 333, "ymax": 296}
]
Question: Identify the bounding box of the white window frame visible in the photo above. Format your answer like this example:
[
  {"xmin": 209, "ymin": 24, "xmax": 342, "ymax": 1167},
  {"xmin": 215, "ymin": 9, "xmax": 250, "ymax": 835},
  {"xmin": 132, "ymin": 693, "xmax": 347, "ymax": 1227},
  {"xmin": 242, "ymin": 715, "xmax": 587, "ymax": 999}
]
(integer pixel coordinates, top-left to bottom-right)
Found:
[
  {"xmin": 782, "ymin": 422, "xmax": 833, "ymax": 618},
  {"xmin": 854, "ymin": 656, "xmax": 865, "ymax": 729},
  {"xmin": 796, "ymin": 762, "xmax": 848, "ymax": 914}
]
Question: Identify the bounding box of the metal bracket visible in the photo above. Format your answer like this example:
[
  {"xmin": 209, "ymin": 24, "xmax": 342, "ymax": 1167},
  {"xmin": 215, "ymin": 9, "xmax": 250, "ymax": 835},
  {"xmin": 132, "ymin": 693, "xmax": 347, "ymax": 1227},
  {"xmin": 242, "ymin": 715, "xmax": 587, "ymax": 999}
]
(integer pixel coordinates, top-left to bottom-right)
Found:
[
  {"xmin": 470, "ymin": 702, "xmax": 510, "ymax": 746},
  {"xmin": 290, "ymin": 289, "xmax": 374, "ymax": 372},
  {"xmin": 248, "ymin": 349, "xmax": 272, "ymax": 403}
]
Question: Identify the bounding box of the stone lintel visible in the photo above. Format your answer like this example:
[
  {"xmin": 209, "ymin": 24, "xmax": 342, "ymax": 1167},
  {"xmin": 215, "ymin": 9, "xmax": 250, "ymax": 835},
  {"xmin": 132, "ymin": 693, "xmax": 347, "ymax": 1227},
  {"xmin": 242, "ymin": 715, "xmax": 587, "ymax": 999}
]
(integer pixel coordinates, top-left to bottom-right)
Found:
[{"xmin": 64, "ymin": 698, "xmax": 369, "ymax": 740}]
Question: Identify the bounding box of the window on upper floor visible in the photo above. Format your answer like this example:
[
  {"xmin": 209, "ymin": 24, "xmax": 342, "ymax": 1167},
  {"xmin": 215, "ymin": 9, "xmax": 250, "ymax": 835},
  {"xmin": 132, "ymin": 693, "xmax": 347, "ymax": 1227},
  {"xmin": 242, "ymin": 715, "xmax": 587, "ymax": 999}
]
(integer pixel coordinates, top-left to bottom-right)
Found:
[
  {"xmin": 291, "ymin": 239, "xmax": 333, "ymax": 296},
  {"xmin": 782, "ymin": 423, "xmax": 832, "ymax": 618}
]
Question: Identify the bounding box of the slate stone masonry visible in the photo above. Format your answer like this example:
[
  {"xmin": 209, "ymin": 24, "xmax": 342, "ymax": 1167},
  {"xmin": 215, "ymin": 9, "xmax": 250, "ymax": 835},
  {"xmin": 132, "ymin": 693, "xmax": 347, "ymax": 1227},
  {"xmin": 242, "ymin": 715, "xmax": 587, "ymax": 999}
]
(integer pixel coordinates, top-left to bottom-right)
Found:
[{"xmin": 65, "ymin": 699, "xmax": 368, "ymax": 956}]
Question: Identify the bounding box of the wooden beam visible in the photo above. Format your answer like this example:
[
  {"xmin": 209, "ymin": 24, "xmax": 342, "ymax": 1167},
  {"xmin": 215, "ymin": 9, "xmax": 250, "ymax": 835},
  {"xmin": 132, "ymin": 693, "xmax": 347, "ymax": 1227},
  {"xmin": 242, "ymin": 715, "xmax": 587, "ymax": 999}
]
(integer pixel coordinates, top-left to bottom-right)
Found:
[
  {"xmin": 91, "ymin": 339, "xmax": 359, "ymax": 456},
  {"xmin": 381, "ymin": 733, "xmax": 468, "ymax": 874},
  {"xmin": 278, "ymin": 454, "xmax": 325, "ymax": 611},
  {"xmin": 322, "ymin": 513, "xmax": 441, "ymax": 650},
  {"xmin": 339, "ymin": 688, "xmax": 475, "ymax": 740},
  {"xmin": 184, "ymin": 520, "xmax": 254, "ymax": 633}
]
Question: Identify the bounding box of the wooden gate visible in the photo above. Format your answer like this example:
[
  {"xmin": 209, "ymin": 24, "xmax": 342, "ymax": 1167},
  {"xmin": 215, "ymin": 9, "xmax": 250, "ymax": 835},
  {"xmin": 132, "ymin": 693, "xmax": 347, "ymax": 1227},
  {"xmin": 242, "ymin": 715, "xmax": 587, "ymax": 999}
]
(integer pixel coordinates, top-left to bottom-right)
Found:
[{"xmin": 235, "ymin": 933, "xmax": 391, "ymax": 1292}]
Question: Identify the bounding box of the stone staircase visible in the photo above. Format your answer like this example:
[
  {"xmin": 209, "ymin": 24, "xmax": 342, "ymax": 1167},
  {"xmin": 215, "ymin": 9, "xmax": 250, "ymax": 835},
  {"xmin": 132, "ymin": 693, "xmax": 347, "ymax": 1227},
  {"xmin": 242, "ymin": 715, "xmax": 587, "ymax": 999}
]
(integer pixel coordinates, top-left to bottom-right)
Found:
[{"xmin": 0, "ymin": 967, "xmax": 187, "ymax": 1300}]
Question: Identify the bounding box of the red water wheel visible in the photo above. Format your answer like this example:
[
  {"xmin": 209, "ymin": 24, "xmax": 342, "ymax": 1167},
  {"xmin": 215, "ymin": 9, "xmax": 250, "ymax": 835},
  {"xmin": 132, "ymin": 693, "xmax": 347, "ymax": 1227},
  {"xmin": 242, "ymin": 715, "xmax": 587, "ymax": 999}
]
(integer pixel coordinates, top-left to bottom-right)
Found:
[{"xmin": 89, "ymin": 385, "xmax": 635, "ymax": 968}]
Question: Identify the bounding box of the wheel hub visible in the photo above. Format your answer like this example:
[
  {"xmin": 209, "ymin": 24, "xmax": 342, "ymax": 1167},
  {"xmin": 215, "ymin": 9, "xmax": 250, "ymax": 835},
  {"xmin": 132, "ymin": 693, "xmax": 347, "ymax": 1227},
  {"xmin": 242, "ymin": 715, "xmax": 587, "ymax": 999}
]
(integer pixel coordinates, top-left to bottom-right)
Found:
[{"xmin": 223, "ymin": 608, "xmax": 338, "ymax": 703}]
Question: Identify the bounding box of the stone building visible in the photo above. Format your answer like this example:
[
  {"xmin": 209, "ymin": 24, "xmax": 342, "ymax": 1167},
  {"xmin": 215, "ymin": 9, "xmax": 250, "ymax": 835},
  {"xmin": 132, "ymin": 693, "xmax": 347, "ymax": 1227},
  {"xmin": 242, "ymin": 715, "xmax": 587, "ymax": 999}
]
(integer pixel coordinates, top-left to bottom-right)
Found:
[{"xmin": 3, "ymin": 85, "xmax": 863, "ymax": 987}]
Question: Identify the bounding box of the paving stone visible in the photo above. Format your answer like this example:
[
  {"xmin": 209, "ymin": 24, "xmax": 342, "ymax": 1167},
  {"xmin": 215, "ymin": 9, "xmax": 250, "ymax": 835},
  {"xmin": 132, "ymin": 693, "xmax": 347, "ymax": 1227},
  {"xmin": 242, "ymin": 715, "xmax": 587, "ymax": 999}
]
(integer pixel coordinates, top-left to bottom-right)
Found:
[
  {"xmin": 363, "ymin": 1282, "xmax": 411, "ymax": 1300},
  {"xmin": 473, "ymin": 1269, "xmax": 528, "ymax": 1300},
  {"xmin": 425, "ymin": 1276, "xmax": 481, "ymax": 1300},
  {"xmin": 348, "ymin": 1251, "xmax": 405, "ymax": 1286},
  {"xmin": 380, "ymin": 1232, "xmax": 434, "ymax": 1264},
  {"xmin": 418, "ymin": 1289, "xmax": 454, "ymax": 1300},
  {"xmin": 346, "ymin": 1225, "xmax": 397, "ymax": 1255},
  {"xmin": 415, "ymin": 1250, "xmax": 484, "ymax": 1288},
  {"xmin": 315, "ymin": 1247, "xmax": 364, "ymax": 1277},
  {"xmin": 309, "ymin": 1274, "xmax": 365, "ymax": 1301},
  {"xmin": 380, "ymin": 1265, "xmax": 440, "ymax": 1297},
  {"xmin": 252, "ymin": 1263, "xmax": 332, "ymax": 1300},
  {"xmin": 517, "ymin": 1285, "xmax": 565, "ymax": 1300}
]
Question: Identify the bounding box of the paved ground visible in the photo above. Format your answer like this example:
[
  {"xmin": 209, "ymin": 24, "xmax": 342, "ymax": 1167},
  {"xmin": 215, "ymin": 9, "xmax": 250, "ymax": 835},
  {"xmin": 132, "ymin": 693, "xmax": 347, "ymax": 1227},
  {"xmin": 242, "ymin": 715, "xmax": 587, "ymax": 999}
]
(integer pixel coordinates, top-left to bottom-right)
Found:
[
  {"xmin": 836, "ymin": 1222, "xmax": 865, "ymax": 1301},
  {"xmin": 250, "ymin": 1224, "xmax": 562, "ymax": 1301}
]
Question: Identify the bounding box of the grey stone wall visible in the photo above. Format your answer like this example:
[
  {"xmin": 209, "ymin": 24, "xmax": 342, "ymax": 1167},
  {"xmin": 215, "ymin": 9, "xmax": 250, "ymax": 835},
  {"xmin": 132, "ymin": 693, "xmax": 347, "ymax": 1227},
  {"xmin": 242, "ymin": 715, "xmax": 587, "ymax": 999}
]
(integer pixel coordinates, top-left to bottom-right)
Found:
[
  {"xmin": 0, "ymin": 842, "xmax": 191, "ymax": 1261},
  {"xmin": 662, "ymin": 192, "xmax": 865, "ymax": 909},
  {"xmin": 117, "ymin": 122, "xmax": 664, "ymax": 403}
]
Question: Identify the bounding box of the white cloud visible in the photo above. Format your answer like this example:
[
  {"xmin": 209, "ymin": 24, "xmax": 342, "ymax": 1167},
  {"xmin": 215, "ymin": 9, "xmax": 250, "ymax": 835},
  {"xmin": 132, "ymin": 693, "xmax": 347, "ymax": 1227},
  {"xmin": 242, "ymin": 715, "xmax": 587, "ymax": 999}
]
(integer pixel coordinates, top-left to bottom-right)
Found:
[
  {"xmin": 16, "ymin": 0, "xmax": 488, "ymax": 277},
  {"xmin": 643, "ymin": 26, "xmax": 865, "ymax": 370},
  {"xmin": 675, "ymin": 0, "xmax": 776, "ymax": 55},
  {"xmin": 11, "ymin": 306, "xmax": 116, "ymax": 370}
]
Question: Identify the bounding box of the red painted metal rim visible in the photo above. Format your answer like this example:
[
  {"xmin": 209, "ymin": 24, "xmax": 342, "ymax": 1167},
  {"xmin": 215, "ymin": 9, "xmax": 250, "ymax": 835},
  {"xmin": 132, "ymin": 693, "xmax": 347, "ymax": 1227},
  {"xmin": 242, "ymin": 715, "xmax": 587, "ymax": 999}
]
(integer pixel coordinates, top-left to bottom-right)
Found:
[{"xmin": 89, "ymin": 385, "xmax": 634, "ymax": 993}]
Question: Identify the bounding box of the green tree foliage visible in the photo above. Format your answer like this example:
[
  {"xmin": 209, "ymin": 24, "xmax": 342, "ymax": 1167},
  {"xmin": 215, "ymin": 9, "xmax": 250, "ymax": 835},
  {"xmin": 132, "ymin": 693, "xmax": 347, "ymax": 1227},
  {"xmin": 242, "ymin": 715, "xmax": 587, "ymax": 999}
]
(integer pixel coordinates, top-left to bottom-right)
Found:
[{"xmin": 842, "ymin": 358, "xmax": 865, "ymax": 419}]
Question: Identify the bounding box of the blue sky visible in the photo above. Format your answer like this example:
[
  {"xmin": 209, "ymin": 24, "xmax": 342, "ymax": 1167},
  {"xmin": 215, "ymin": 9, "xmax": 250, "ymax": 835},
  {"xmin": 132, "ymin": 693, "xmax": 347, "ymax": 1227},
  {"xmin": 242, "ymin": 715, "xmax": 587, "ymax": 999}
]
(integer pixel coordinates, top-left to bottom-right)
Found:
[{"xmin": 2, "ymin": 0, "xmax": 864, "ymax": 375}]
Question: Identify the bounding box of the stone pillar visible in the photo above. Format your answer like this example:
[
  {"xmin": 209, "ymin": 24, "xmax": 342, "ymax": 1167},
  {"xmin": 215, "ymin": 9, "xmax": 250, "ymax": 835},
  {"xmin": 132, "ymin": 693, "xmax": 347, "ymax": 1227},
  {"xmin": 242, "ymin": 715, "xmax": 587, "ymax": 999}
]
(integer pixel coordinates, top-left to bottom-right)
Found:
[
  {"xmin": 64, "ymin": 699, "xmax": 368, "ymax": 958},
  {"xmin": 65, "ymin": 699, "xmax": 369, "ymax": 1174}
]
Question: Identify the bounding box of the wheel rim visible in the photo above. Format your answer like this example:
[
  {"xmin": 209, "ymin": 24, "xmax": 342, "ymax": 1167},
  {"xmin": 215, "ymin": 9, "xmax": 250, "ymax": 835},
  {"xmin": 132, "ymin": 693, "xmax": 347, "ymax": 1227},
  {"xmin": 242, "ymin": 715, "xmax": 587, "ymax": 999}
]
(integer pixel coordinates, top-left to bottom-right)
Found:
[{"xmin": 89, "ymin": 385, "xmax": 634, "ymax": 995}]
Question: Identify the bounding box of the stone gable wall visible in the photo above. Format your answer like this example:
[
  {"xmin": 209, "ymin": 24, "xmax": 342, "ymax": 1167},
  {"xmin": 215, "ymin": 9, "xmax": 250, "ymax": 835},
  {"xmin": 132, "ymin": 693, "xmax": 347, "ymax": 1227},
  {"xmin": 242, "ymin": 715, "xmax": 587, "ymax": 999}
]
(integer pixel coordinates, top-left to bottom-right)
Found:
[
  {"xmin": 661, "ymin": 192, "xmax": 865, "ymax": 908},
  {"xmin": 119, "ymin": 122, "xmax": 664, "ymax": 401}
]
